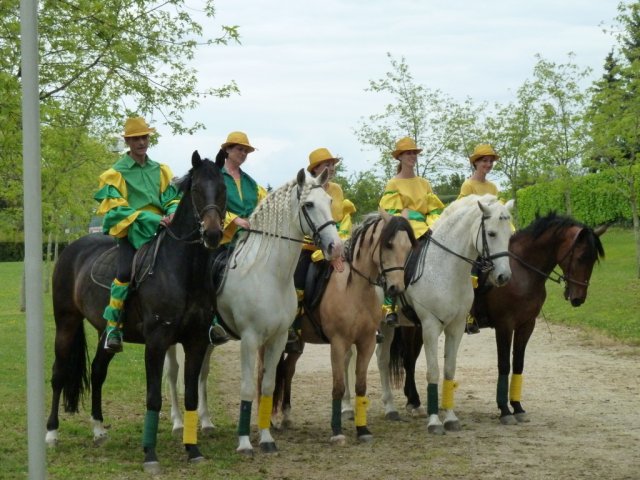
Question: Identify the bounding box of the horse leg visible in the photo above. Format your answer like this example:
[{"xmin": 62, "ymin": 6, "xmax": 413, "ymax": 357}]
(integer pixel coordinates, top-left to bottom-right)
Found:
[
  {"xmin": 353, "ymin": 339, "xmax": 376, "ymax": 443},
  {"xmin": 376, "ymin": 323, "xmax": 400, "ymax": 420},
  {"xmin": 329, "ymin": 341, "xmax": 348, "ymax": 444},
  {"xmin": 422, "ymin": 320, "xmax": 445, "ymax": 435},
  {"xmin": 441, "ymin": 321, "xmax": 465, "ymax": 432},
  {"xmin": 236, "ymin": 336, "xmax": 260, "ymax": 455},
  {"xmin": 495, "ymin": 325, "xmax": 517, "ymax": 425},
  {"xmin": 280, "ymin": 351, "xmax": 302, "ymax": 429},
  {"xmin": 90, "ymin": 339, "xmax": 116, "ymax": 445},
  {"xmin": 46, "ymin": 313, "xmax": 89, "ymax": 447},
  {"xmin": 141, "ymin": 340, "xmax": 171, "ymax": 474},
  {"xmin": 164, "ymin": 345, "xmax": 184, "ymax": 436},
  {"xmin": 256, "ymin": 336, "xmax": 288, "ymax": 454},
  {"xmin": 510, "ymin": 319, "xmax": 535, "ymax": 423},
  {"xmin": 182, "ymin": 339, "xmax": 210, "ymax": 464},
  {"xmin": 341, "ymin": 345, "xmax": 355, "ymax": 421},
  {"xmin": 198, "ymin": 345, "xmax": 215, "ymax": 435},
  {"xmin": 402, "ymin": 328, "xmax": 426, "ymax": 417}
]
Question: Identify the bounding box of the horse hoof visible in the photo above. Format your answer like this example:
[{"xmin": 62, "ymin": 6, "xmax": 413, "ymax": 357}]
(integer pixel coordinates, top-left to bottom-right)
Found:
[
  {"xmin": 427, "ymin": 424, "xmax": 445, "ymax": 435},
  {"xmin": 260, "ymin": 442, "xmax": 278, "ymax": 454},
  {"xmin": 93, "ymin": 433, "xmax": 109, "ymax": 447},
  {"xmin": 444, "ymin": 420, "xmax": 461, "ymax": 432},
  {"xmin": 330, "ymin": 434, "xmax": 346, "ymax": 445},
  {"xmin": 406, "ymin": 405, "xmax": 427, "ymax": 418},
  {"xmin": 499, "ymin": 414, "xmax": 518, "ymax": 426},
  {"xmin": 143, "ymin": 461, "xmax": 161, "ymax": 475},
  {"xmin": 342, "ymin": 409, "xmax": 354, "ymax": 421},
  {"xmin": 188, "ymin": 455, "xmax": 206, "ymax": 465},
  {"xmin": 358, "ymin": 434, "xmax": 374, "ymax": 443},
  {"xmin": 45, "ymin": 431, "xmax": 58, "ymax": 448},
  {"xmin": 171, "ymin": 426, "xmax": 183, "ymax": 437},
  {"xmin": 236, "ymin": 448, "xmax": 254, "ymax": 457},
  {"xmin": 201, "ymin": 425, "xmax": 216, "ymax": 437},
  {"xmin": 514, "ymin": 412, "xmax": 530, "ymax": 423},
  {"xmin": 281, "ymin": 418, "xmax": 293, "ymax": 429},
  {"xmin": 385, "ymin": 411, "xmax": 402, "ymax": 421}
]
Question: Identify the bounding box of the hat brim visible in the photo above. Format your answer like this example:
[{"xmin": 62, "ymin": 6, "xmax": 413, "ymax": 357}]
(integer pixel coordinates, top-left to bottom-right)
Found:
[
  {"xmin": 392, "ymin": 148, "xmax": 422, "ymax": 159},
  {"xmin": 123, "ymin": 127, "xmax": 156, "ymax": 138},
  {"xmin": 470, "ymin": 154, "xmax": 499, "ymax": 164},
  {"xmin": 221, "ymin": 142, "xmax": 255, "ymax": 153},
  {"xmin": 307, "ymin": 157, "xmax": 341, "ymax": 173}
]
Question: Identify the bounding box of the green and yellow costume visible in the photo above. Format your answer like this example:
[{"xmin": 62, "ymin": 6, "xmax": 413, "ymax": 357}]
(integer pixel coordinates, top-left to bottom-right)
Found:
[
  {"xmin": 457, "ymin": 178, "xmax": 499, "ymax": 198},
  {"xmin": 94, "ymin": 153, "xmax": 181, "ymax": 350}
]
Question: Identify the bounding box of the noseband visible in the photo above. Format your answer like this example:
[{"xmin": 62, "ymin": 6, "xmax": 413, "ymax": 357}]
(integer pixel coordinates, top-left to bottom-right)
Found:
[{"xmin": 165, "ymin": 182, "xmax": 224, "ymax": 244}]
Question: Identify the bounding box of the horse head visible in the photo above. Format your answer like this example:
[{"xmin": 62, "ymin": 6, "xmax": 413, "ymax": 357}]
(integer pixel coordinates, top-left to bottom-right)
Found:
[
  {"xmin": 376, "ymin": 211, "xmax": 416, "ymax": 297},
  {"xmin": 295, "ymin": 168, "xmax": 343, "ymax": 261},
  {"xmin": 559, "ymin": 223, "xmax": 606, "ymax": 306},
  {"xmin": 475, "ymin": 196, "xmax": 513, "ymax": 287},
  {"xmin": 186, "ymin": 150, "xmax": 227, "ymax": 249}
]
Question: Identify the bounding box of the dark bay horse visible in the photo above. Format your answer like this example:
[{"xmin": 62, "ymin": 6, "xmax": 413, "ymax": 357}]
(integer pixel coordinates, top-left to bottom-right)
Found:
[
  {"xmin": 269, "ymin": 212, "xmax": 416, "ymax": 444},
  {"xmin": 45, "ymin": 151, "xmax": 226, "ymax": 473},
  {"xmin": 385, "ymin": 212, "xmax": 606, "ymax": 425}
]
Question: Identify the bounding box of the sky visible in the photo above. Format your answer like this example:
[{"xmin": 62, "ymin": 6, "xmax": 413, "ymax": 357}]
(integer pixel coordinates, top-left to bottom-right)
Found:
[{"xmin": 149, "ymin": 0, "xmax": 623, "ymax": 189}]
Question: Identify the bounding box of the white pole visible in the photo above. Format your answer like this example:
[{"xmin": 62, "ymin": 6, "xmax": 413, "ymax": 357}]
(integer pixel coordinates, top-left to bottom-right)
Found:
[{"xmin": 20, "ymin": 0, "xmax": 46, "ymax": 478}]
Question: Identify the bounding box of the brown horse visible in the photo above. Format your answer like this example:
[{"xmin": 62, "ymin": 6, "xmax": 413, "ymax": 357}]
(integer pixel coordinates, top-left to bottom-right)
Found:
[
  {"xmin": 269, "ymin": 212, "xmax": 416, "ymax": 444},
  {"xmin": 383, "ymin": 212, "xmax": 606, "ymax": 424}
]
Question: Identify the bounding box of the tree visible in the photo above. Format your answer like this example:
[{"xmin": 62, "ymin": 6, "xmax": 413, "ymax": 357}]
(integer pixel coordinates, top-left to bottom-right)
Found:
[
  {"xmin": 354, "ymin": 53, "xmax": 479, "ymax": 181},
  {"xmin": 587, "ymin": 1, "xmax": 640, "ymax": 277},
  {"xmin": 0, "ymin": 0, "xmax": 240, "ymax": 238}
]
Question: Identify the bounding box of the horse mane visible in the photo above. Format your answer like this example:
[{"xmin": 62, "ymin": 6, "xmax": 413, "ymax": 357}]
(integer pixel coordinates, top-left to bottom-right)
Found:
[
  {"xmin": 345, "ymin": 213, "xmax": 383, "ymax": 263},
  {"xmin": 431, "ymin": 194, "xmax": 499, "ymax": 231},
  {"xmin": 248, "ymin": 177, "xmax": 308, "ymax": 231},
  {"xmin": 173, "ymin": 157, "xmax": 220, "ymax": 194},
  {"xmin": 516, "ymin": 212, "xmax": 605, "ymax": 261}
]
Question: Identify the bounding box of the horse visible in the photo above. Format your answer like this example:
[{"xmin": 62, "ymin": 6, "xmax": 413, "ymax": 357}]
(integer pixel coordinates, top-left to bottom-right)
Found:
[
  {"xmin": 369, "ymin": 194, "xmax": 514, "ymax": 435},
  {"xmin": 266, "ymin": 212, "xmax": 416, "ymax": 444},
  {"xmin": 387, "ymin": 212, "xmax": 606, "ymax": 426},
  {"xmin": 165, "ymin": 168, "xmax": 343, "ymax": 456},
  {"xmin": 45, "ymin": 151, "xmax": 227, "ymax": 473}
]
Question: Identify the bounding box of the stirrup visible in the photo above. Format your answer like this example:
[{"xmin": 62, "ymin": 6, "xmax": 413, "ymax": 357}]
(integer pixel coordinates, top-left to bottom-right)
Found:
[
  {"xmin": 384, "ymin": 312, "xmax": 399, "ymax": 327},
  {"xmin": 104, "ymin": 328, "xmax": 123, "ymax": 353},
  {"xmin": 209, "ymin": 324, "xmax": 230, "ymax": 346},
  {"xmin": 465, "ymin": 315, "xmax": 480, "ymax": 334}
]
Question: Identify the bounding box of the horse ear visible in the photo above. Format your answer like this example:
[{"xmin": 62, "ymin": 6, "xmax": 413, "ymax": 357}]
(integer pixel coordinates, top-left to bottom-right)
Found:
[
  {"xmin": 504, "ymin": 199, "xmax": 515, "ymax": 212},
  {"xmin": 192, "ymin": 150, "xmax": 202, "ymax": 168},
  {"xmin": 317, "ymin": 168, "xmax": 329, "ymax": 186},
  {"xmin": 296, "ymin": 168, "xmax": 306, "ymax": 188},
  {"xmin": 379, "ymin": 207, "xmax": 391, "ymax": 222},
  {"xmin": 594, "ymin": 224, "xmax": 608, "ymax": 237},
  {"xmin": 477, "ymin": 200, "xmax": 489, "ymax": 216}
]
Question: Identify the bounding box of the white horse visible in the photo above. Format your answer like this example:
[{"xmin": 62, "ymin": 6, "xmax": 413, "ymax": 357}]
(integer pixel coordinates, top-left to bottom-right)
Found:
[
  {"xmin": 344, "ymin": 194, "xmax": 514, "ymax": 435},
  {"xmin": 166, "ymin": 168, "xmax": 343, "ymax": 455}
]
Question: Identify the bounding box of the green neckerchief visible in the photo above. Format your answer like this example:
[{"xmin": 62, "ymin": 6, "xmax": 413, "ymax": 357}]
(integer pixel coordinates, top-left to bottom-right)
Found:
[{"xmin": 222, "ymin": 167, "xmax": 259, "ymax": 218}]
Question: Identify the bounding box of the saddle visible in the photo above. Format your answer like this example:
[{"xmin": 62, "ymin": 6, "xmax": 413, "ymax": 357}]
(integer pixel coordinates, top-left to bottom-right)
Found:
[
  {"xmin": 470, "ymin": 270, "xmax": 494, "ymax": 329},
  {"xmin": 303, "ymin": 260, "xmax": 332, "ymax": 313},
  {"xmin": 90, "ymin": 230, "xmax": 166, "ymax": 290},
  {"xmin": 209, "ymin": 246, "xmax": 231, "ymax": 294}
]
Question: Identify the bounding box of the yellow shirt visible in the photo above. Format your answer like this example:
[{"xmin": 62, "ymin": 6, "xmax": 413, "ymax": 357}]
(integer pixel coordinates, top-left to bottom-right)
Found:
[
  {"xmin": 458, "ymin": 178, "xmax": 499, "ymax": 199},
  {"xmin": 379, "ymin": 176, "xmax": 444, "ymax": 238}
]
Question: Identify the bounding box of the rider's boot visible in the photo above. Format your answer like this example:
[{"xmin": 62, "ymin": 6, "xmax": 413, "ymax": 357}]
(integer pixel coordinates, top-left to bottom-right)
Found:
[
  {"xmin": 382, "ymin": 299, "xmax": 399, "ymax": 327},
  {"xmin": 103, "ymin": 279, "xmax": 130, "ymax": 353},
  {"xmin": 209, "ymin": 315, "xmax": 230, "ymax": 346},
  {"xmin": 286, "ymin": 289, "xmax": 305, "ymax": 353}
]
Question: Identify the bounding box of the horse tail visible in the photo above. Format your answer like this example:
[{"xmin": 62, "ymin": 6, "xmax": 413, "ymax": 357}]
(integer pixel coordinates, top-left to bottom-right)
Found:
[
  {"xmin": 389, "ymin": 329, "xmax": 406, "ymax": 389},
  {"xmin": 62, "ymin": 322, "xmax": 90, "ymax": 413}
]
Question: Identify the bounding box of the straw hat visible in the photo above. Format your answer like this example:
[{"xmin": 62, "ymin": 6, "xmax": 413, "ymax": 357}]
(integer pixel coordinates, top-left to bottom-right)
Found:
[
  {"xmin": 307, "ymin": 147, "xmax": 341, "ymax": 173},
  {"xmin": 220, "ymin": 131, "xmax": 255, "ymax": 152},
  {"xmin": 469, "ymin": 144, "xmax": 499, "ymax": 165},
  {"xmin": 392, "ymin": 137, "xmax": 422, "ymax": 159},
  {"xmin": 123, "ymin": 117, "xmax": 156, "ymax": 137}
]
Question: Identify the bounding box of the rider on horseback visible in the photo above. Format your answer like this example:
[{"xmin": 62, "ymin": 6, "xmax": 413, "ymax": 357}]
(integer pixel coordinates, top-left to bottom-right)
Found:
[
  {"xmin": 287, "ymin": 147, "xmax": 355, "ymax": 353},
  {"xmin": 379, "ymin": 137, "xmax": 445, "ymax": 328},
  {"xmin": 95, "ymin": 117, "xmax": 181, "ymax": 353},
  {"xmin": 210, "ymin": 131, "xmax": 268, "ymax": 344}
]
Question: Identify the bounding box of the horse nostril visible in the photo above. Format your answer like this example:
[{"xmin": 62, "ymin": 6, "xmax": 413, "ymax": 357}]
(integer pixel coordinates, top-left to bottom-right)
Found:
[{"xmin": 387, "ymin": 285, "xmax": 398, "ymax": 297}]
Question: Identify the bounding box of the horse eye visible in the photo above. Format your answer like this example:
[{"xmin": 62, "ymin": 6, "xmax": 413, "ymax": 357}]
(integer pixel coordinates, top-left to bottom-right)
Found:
[
  {"xmin": 487, "ymin": 232, "xmax": 496, "ymax": 238},
  {"xmin": 303, "ymin": 201, "xmax": 313, "ymax": 209}
]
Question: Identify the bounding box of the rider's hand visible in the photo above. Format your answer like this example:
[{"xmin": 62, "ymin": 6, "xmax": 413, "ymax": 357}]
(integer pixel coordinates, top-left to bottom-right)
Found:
[
  {"xmin": 234, "ymin": 217, "xmax": 251, "ymax": 230},
  {"xmin": 331, "ymin": 256, "xmax": 345, "ymax": 273},
  {"xmin": 160, "ymin": 213, "xmax": 175, "ymax": 227}
]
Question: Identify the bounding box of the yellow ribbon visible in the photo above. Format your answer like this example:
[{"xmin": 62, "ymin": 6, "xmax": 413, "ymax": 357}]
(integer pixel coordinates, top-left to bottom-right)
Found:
[
  {"xmin": 183, "ymin": 410, "xmax": 198, "ymax": 445},
  {"xmin": 509, "ymin": 374, "xmax": 523, "ymax": 402},
  {"xmin": 258, "ymin": 395, "xmax": 273, "ymax": 430},
  {"xmin": 441, "ymin": 379, "xmax": 458, "ymax": 410},
  {"xmin": 355, "ymin": 396, "xmax": 370, "ymax": 427}
]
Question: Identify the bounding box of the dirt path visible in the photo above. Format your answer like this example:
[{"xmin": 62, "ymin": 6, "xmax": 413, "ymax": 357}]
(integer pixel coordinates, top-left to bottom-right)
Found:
[{"xmin": 212, "ymin": 323, "xmax": 639, "ymax": 480}]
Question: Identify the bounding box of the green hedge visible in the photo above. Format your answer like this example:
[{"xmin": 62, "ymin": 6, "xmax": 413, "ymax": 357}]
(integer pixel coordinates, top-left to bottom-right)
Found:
[
  {"xmin": 516, "ymin": 165, "xmax": 639, "ymax": 227},
  {"xmin": 0, "ymin": 242, "xmax": 68, "ymax": 262}
]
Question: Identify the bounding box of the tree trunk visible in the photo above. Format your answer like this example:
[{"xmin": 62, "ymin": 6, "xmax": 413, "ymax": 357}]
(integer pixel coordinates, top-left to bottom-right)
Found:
[
  {"xmin": 44, "ymin": 231, "xmax": 52, "ymax": 293},
  {"xmin": 630, "ymin": 182, "xmax": 640, "ymax": 279},
  {"xmin": 20, "ymin": 267, "xmax": 26, "ymax": 312}
]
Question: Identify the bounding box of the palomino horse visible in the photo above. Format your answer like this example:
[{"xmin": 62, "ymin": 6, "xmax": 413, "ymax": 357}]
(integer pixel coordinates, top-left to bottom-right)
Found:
[
  {"xmin": 166, "ymin": 168, "xmax": 343, "ymax": 455},
  {"xmin": 268, "ymin": 212, "xmax": 416, "ymax": 444},
  {"xmin": 390, "ymin": 212, "xmax": 606, "ymax": 425},
  {"xmin": 46, "ymin": 152, "xmax": 226, "ymax": 473},
  {"xmin": 373, "ymin": 194, "xmax": 514, "ymax": 434}
]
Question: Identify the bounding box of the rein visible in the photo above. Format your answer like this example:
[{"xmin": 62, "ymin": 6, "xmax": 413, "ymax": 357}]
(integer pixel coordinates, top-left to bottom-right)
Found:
[{"xmin": 164, "ymin": 198, "xmax": 225, "ymax": 244}]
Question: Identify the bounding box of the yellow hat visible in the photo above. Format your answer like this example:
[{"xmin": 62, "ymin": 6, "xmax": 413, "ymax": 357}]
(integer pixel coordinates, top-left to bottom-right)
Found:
[
  {"xmin": 220, "ymin": 131, "xmax": 255, "ymax": 152},
  {"xmin": 123, "ymin": 117, "xmax": 156, "ymax": 137},
  {"xmin": 307, "ymin": 147, "xmax": 341, "ymax": 173},
  {"xmin": 469, "ymin": 144, "xmax": 499, "ymax": 165},
  {"xmin": 392, "ymin": 137, "xmax": 422, "ymax": 159}
]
